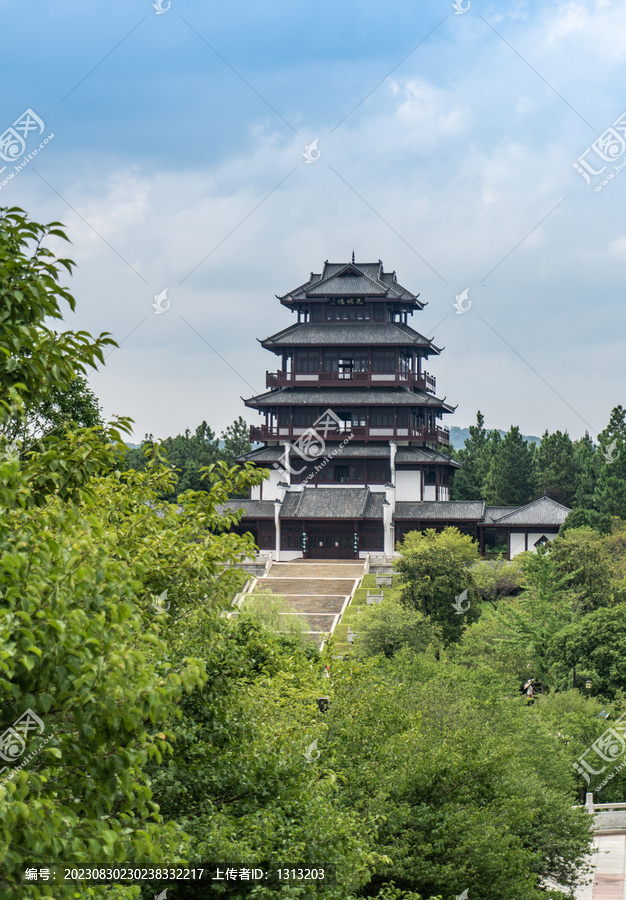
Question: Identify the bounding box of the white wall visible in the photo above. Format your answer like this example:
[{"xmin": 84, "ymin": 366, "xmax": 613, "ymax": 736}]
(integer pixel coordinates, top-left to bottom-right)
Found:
[
  {"xmin": 509, "ymin": 532, "xmax": 526, "ymax": 557},
  {"xmin": 275, "ymin": 550, "xmax": 303, "ymax": 561},
  {"xmin": 250, "ymin": 467, "xmax": 283, "ymax": 501},
  {"xmin": 423, "ymin": 485, "xmax": 436, "ymax": 501},
  {"xmin": 396, "ymin": 469, "xmax": 422, "ymax": 501},
  {"xmin": 509, "ymin": 530, "xmax": 559, "ymax": 558}
]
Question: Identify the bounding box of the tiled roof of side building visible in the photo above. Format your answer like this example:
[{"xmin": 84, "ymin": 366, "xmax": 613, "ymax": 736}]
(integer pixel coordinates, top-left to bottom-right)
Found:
[
  {"xmin": 395, "ymin": 447, "xmax": 461, "ymax": 465},
  {"xmin": 483, "ymin": 506, "xmax": 518, "ymax": 523},
  {"xmin": 236, "ymin": 444, "xmax": 461, "ymax": 465},
  {"xmin": 487, "ymin": 495, "xmax": 571, "ymax": 527},
  {"xmin": 244, "ymin": 385, "xmax": 454, "ymax": 411},
  {"xmin": 395, "ymin": 500, "xmax": 486, "ymax": 521},
  {"xmin": 364, "ymin": 491, "xmax": 386, "ymax": 517},
  {"xmin": 280, "ymin": 487, "xmax": 382, "ymax": 519},
  {"xmin": 261, "ymin": 321, "xmax": 440, "ymax": 351},
  {"xmin": 219, "ymin": 499, "xmax": 276, "ymax": 519}
]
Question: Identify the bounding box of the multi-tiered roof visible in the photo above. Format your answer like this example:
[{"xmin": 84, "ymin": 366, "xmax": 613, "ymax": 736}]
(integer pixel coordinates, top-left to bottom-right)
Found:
[{"xmin": 243, "ymin": 259, "xmax": 455, "ymax": 451}]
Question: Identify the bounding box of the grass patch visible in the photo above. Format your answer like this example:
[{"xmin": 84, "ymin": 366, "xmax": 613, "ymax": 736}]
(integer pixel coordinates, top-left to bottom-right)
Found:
[{"xmin": 340, "ymin": 606, "xmax": 363, "ymax": 624}]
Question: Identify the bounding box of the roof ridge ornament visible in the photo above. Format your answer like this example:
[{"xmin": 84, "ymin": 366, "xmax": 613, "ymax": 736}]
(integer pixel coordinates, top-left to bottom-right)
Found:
[{"xmin": 352, "ymin": 250, "xmax": 355, "ymax": 263}]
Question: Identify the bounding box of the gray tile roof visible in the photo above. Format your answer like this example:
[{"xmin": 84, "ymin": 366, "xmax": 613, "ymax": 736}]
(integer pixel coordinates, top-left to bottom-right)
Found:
[
  {"xmin": 364, "ymin": 492, "xmax": 386, "ymax": 517},
  {"xmin": 483, "ymin": 506, "xmax": 518, "ymax": 523},
  {"xmin": 219, "ymin": 499, "xmax": 276, "ymax": 518},
  {"xmin": 237, "ymin": 443, "xmax": 460, "ymax": 465},
  {"xmin": 277, "ymin": 261, "xmax": 423, "ymax": 306},
  {"xmin": 261, "ymin": 321, "xmax": 440, "ymax": 352},
  {"xmin": 307, "ymin": 273, "xmax": 388, "ymax": 298},
  {"xmin": 395, "ymin": 447, "xmax": 461, "ymax": 466},
  {"xmin": 219, "ymin": 495, "xmax": 570, "ymax": 529},
  {"xmin": 280, "ymin": 487, "xmax": 384, "ymax": 519},
  {"xmin": 395, "ymin": 500, "xmax": 486, "ymax": 521},
  {"xmin": 244, "ymin": 385, "xmax": 453, "ymax": 410},
  {"xmin": 487, "ymin": 496, "xmax": 571, "ymax": 527}
]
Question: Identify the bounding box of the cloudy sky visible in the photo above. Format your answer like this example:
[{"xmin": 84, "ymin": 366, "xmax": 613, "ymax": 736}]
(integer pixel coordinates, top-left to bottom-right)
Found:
[{"xmin": 2, "ymin": 0, "xmax": 625, "ymax": 442}]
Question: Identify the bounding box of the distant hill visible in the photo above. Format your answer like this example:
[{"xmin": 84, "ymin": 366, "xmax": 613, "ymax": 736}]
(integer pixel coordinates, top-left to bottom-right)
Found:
[{"xmin": 449, "ymin": 426, "xmax": 541, "ymax": 451}]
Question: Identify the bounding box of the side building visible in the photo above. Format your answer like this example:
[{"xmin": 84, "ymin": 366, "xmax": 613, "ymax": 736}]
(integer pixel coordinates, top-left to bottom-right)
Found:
[{"xmin": 225, "ymin": 259, "xmax": 570, "ymax": 560}]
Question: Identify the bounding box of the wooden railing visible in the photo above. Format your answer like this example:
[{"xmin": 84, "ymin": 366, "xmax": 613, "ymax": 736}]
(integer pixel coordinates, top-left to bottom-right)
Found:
[
  {"xmin": 250, "ymin": 424, "xmax": 449, "ymax": 445},
  {"xmin": 266, "ymin": 369, "xmax": 436, "ymax": 392}
]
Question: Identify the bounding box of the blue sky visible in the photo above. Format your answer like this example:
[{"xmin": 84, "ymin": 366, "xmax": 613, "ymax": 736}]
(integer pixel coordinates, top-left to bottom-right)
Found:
[{"xmin": 2, "ymin": 0, "xmax": 626, "ymax": 441}]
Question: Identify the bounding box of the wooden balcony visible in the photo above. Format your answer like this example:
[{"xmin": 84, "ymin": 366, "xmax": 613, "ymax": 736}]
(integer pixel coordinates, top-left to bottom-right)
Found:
[
  {"xmin": 250, "ymin": 424, "xmax": 450, "ymax": 446},
  {"xmin": 266, "ymin": 369, "xmax": 436, "ymax": 393}
]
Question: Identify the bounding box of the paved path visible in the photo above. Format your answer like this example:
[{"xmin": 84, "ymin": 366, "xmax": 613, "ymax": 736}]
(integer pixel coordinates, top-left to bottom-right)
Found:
[
  {"xmin": 575, "ymin": 813, "xmax": 626, "ymax": 900},
  {"xmin": 575, "ymin": 834, "xmax": 626, "ymax": 900}
]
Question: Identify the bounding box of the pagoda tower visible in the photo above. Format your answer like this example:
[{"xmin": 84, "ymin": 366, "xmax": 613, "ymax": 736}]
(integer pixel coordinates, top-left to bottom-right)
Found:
[{"xmin": 233, "ymin": 259, "xmax": 460, "ymax": 559}]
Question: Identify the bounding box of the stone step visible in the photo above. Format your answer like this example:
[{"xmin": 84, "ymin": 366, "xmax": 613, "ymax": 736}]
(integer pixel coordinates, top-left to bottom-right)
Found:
[
  {"xmin": 270, "ymin": 563, "xmax": 365, "ymax": 579},
  {"xmin": 274, "ymin": 594, "xmax": 347, "ymax": 614},
  {"xmin": 256, "ymin": 577, "xmax": 356, "ymax": 596},
  {"xmin": 280, "ymin": 612, "xmax": 337, "ymax": 632}
]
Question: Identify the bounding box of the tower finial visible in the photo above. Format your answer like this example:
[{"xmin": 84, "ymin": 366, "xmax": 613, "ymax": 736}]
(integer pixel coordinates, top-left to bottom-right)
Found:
[{"xmin": 352, "ymin": 249, "xmax": 355, "ymax": 264}]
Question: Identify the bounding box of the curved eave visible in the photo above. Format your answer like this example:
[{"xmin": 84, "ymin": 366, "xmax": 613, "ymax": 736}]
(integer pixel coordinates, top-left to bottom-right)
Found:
[{"xmin": 242, "ymin": 386, "xmax": 456, "ymax": 412}]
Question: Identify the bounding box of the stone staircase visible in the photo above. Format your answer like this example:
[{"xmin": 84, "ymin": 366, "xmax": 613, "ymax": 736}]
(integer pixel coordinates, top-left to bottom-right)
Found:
[{"xmin": 251, "ymin": 559, "xmax": 365, "ymax": 646}]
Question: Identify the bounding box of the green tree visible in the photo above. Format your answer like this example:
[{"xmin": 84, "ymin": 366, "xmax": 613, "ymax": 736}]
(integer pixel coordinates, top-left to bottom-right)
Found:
[
  {"xmin": 0, "ymin": 207, "xmax": 113, "ymax": 445},
  {"xmin": 124, "ymin": 418, "xmax": 252, "ymax": 500},
  {"xmin": 483, "ymin": 425, "xmax": 534, "ymax": 505},
  {"xmin": 220, "ymin": 415, "xmax": 252, "ymax": 465},
  {"xmin": 594, "ymin": 406, "xmax": 626, "ymax": 518},
  {"xmin": 398, "ymin": 526, "xmax": 479, "ymax": 564},
  {"xmin": 463, "ymin": 545, "xmax": 574, "ymax": 690},
  {"xmin": 326, "ymin": 652, "xmax": 592, "ymax": 900},
  {"xmin": 549, "ymin": 605, "xmax": 626, "ymax": 700},
  {"xmin": 560, "ymin": 508, "xmax": 612, "ymax": 535},
  {"xmin": 147, "ymin": 597, "xmax": 372, "ymax": 900},
  {"xmin": 396, "ymin": 545, "xmax": 480, "ymax": 644},
  {"xmin": 533, "ymin": 429, "xmax": 576, "ymax": 506},
  {"xmin": 572, "ymin": 432, "xmax": 597, "ymax": 509},
  {"xmin": 470, "ymin": 557, "xmax": 524, "ymax": 605},
  {"xmin": 550, "ymin": 527, "xmax": 613, "ymax": 614},
  {"xmin": 451, "ymin": 410, "xmax": 490, "ymax": 499},
  {"xmin": 353, "ymin": 599, "xmax": 442, "ymax": 659},
  {"xmin": 0, "ymin": 207, "xmax": 270, "ymax": 897}
]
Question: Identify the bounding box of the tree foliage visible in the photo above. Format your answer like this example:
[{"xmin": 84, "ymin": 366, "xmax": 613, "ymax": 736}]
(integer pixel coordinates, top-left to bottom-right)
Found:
[
  {"xmin": 483, "ymin": 425, "xmax": 535, "ymax": 506},
  {"xmin": 124, "ymin": 417, "xmax": 252, "ymax": 501},
  {"xmin": 396, "ymin": 545, "xmax": 480, "ymax": 644},
  {"xmin": 0, "ymin": 207, "xmax": 113, "ymax": 446},
  {"xmin": 353, "ymin": 599, "xmax": 442, "ymax": 659},
  {"xmin": 0, "ymin": 207, "xmax": 615, "ymax": 899},
  {"xmin": 398, "ymin": 526, "xmax": 479, "ymax": 565}
]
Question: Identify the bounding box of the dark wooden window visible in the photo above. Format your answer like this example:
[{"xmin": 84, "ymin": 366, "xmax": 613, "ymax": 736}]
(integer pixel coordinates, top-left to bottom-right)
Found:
[
  {"xmin": 424, "ymin": 469, "xmax": 436, "ymax": 485},
  {"xmin": 293, "ymin": 409, "xmax": 315, "ymax": 426},
  {"xmin": 367, "ymin": 462, "xmax": 391, "ymax": 482},
  {"xmin": 372, "ymin": 350, "xmax": 396, "ymax": 373},
  {"xmin": 370, "ymin": 410, "xmax": 394, "ymax": 427},
  {"xmin": 335, "ymin": 465, "xmax": 349, "ymax": 483},
  {"xmin": 295, "ymin": 350, "xmax": 319, "ymax": 372}
]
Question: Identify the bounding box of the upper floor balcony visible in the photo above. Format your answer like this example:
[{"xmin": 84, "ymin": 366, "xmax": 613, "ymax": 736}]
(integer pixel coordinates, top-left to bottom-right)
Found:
[
  {"xmin": 266, "ymin": 369, "xmax": 436, "ymax": 393},
  {"xmin": 250, "ymin": 424, "xmax": 450, "ymax": 446}
]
